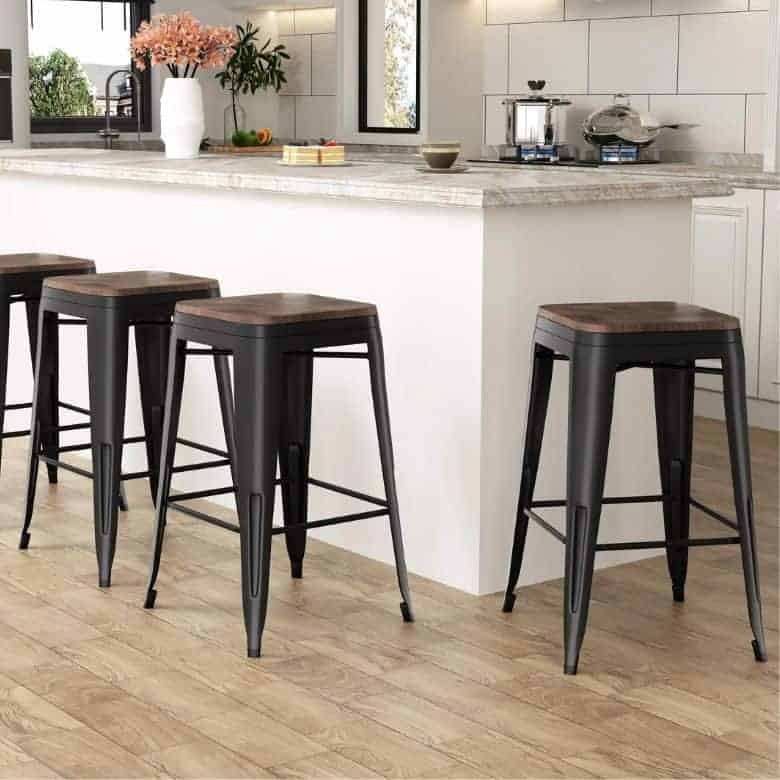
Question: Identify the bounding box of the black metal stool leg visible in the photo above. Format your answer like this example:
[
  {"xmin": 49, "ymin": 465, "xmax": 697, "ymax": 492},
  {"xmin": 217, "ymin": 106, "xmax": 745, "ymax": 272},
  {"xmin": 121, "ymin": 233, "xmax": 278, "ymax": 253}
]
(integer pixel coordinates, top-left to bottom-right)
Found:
[
  {"xmin": 504, "ymin": 343, "xmax": 555, "ymax": 613},
  {"xmin": 19, "ymin": 307, "xmax": 55, "ymax": 550},
  {"xmin": 367, "ymin": 325, "xmax": 414, "ymax": 623},
  {"xmin": 26, "ymin": 300, "xmax": 59, "ymax": 486},
  {"xmin": 563, "ymin": 350, "xmax": 615, "ymax": 675},
  {"xmin": 234, "ymin": 342, "xmax": 281, "ymax": 658},
  {"xmin": 145, "ymin": 334, "xmax": 187, "ymax": 610},
  {"xmin": 279, "ymin": 352, "xmax": 313, "ymax": 579},
  {"xmin": 653, "ymin": 362, "xmax": 694, "ymax": 603},
  {"xmin": 136, "ymin": 322, "xmax": 170, "ymax": 503},
  {"xmin": 0, "ymin": 296, "xmax": 10, "ymax": 477},
  {"xmin": 87, "ymin": 309, "xmax": 129, "ymax": 587},
  {"xmin": 722, "ymin": 341, "xmax": 767, "ymax": 662},
  {"xmin": 214, "ymin": 352, "xmax": 237, "ymax": 489}
]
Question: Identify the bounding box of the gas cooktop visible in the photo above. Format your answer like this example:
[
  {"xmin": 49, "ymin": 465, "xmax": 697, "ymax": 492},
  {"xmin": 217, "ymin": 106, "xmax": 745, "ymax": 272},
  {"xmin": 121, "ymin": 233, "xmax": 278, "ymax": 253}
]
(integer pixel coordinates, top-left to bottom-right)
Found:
[{"xmin": 472, "ymin": 158, "xmax": 661, "ymax": 168}]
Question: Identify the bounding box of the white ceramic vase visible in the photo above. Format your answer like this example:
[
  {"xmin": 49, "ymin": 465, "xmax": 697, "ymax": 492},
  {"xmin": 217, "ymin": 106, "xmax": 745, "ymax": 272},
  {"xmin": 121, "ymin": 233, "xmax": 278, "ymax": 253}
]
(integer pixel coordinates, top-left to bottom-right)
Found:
[{"xmin": 160, "ymin": 77, "xmax": 204, "ymax": 160}]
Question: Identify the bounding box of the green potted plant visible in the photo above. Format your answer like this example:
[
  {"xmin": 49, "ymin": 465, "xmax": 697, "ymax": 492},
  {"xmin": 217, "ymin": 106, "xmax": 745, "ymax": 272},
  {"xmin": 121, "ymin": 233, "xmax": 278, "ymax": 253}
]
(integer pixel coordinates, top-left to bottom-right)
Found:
[{"xmin": 216, "ymin": 21, "xmax": 289, "ymax": 146}]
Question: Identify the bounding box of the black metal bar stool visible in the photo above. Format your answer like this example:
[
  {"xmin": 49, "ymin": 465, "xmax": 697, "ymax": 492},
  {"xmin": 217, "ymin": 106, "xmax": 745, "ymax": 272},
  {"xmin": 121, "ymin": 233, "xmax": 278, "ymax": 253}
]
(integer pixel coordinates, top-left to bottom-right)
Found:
[
  {"xmin": 144, "ymin": 292, "xmax": 414, "ymax": 657},
  {"xmin": 502, "ymin": 301, "xmax": 767, "ymax": 675},
  {"xmin": 0, "ymin": 254, "xmax": 96, "ymax": 480},
  {"xmin": 20, "ymin": 271, "xmax": 237, "ymax": 588}
]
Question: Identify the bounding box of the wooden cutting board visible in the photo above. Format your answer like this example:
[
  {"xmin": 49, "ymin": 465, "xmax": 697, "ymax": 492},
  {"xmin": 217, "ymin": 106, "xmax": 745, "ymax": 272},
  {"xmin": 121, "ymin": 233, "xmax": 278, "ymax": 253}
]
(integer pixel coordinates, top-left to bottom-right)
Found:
[{"xmin": 206, "ymin": 144, "xmax": 283, "ymax": 154}]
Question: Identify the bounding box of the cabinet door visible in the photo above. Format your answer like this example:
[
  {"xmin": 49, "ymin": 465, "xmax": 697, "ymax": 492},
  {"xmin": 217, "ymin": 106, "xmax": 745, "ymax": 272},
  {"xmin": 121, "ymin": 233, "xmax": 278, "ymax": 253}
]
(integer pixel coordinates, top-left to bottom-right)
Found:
[
  {"xmin": 759, "ymin": 191, "xmax": 780, "ymax": 402},
  {"xmin": 690, "ymin": 189, "xmax": 764, "ymax": 396}
]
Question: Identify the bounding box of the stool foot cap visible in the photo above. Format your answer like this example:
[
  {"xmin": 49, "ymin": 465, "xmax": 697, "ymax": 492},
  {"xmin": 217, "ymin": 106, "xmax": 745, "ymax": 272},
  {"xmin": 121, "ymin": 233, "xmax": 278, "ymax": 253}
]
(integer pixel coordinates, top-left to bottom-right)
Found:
[
  {"xmin": 99, "ymin": 576, "xmax": 111, "ymax": 588},
  {"xmin": 502, "ymin": 593, "xmax": 516, "ymax": 613},
  {"xmin": 19, "ymin": 532, "xmax": 30, "ymax": 550},
  {"xmin": 248, "ymin": 645, "xmax": 261, "ymax": 659},
  {"xmin": 144, "ymin": 589, "xmax": 157, "ymax": 610},
  {"xmin": 673, "ymin": 585, "xmax": 685, "ymax": 603},
  {"xmin": 564, "ymin": 663, "xmax": 578, "ymax": 676},
  {"xmin": 400, "ymin": 602, "xmax": 414, "ymax": 622},
  {"xmin": 291, "ymin": 561, "xmax": 303, "ymax": 579},
  {"xmin": 46, "ymin": 466, "xmax": 58, "ymax": 485},
  {"xmin": 752, "ymin": 639, "xmax": 767, "ymax": 662}
]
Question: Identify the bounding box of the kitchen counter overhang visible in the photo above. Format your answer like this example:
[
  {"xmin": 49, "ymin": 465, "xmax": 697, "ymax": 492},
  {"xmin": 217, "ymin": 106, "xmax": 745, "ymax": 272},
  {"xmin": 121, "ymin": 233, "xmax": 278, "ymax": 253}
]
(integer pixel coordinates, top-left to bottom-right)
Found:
[{"xmin": 0, "ymin": 149, "xmax": 733, "ymax": 207}]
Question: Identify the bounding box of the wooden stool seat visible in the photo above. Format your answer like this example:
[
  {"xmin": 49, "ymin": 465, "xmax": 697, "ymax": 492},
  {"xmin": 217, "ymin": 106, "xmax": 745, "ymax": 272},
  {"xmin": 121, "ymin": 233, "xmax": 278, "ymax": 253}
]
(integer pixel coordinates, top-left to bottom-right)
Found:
[
  {"xmin": 176, "ymin": 292, "xmax": 377, "ymax": 326},
  {"xmin": 0, "ymin": 253, "xmax": 95, "ymax": 275},
  {"xmin": 539, "ymin": 301, "xmax": 739, "ymax": 334},
  {"xmin": 44, "ymin": 270, "xmax": 218, "ymax": 298}
]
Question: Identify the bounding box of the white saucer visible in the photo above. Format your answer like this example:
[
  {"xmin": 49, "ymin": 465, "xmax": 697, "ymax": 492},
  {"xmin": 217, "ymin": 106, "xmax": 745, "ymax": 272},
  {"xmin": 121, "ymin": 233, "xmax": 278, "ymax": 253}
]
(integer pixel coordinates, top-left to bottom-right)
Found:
[{"xmin": 415, "ymin": 165, "xmax": 470, "ymax": 174}]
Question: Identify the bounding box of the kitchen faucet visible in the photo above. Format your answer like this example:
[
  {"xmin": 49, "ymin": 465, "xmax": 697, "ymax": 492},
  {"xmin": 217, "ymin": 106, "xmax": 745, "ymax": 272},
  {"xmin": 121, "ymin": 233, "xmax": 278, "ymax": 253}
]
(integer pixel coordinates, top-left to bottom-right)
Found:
[{"xmin": 98, "ymin": 69, "xmax": 142, "ymax": 149}]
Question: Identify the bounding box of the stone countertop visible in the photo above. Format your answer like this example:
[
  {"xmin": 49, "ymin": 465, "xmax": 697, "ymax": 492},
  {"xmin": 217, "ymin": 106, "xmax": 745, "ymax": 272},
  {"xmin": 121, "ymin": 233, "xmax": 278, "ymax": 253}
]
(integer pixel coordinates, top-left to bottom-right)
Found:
[
  {"xmin": 0, "ymin": 148, "xmax": 732, "ymax": 208},
  {"xmin": 618, "ymin": 163, "xmax": 780, "ymax": 191}
]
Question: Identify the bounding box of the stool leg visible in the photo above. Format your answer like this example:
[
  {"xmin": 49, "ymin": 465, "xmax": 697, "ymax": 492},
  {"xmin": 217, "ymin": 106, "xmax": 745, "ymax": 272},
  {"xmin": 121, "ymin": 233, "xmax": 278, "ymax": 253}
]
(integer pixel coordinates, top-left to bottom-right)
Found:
[
  {"xmin": 563, "ymin": 351, "xmax": 615, "ymax": 675},
  {"xmin": 0, "ymin": 297, "xmax": 10, "ymax": 477},
  {"xmin": 19, "ymin": 307, "xmax": 56, "ymax": 550},
  {"xmin": 722, "ymin": 341, "xmax": 767, "ymax": 662},
  {"xmin": 87, "ymin": 310, "xmax": 129, "ymax": 588},
  {"xmin": 25, "ymin": 300, "xmax": 59, "ymax": 485},
  {"xmin": 234, "ymin": 342, "xmax": 280, "ymax": 658},
  {"xmin": 136, "ymin": 322, "xmax": 170, "ymax": 503},
  {"xmin": 503, "ymin": 343, "xmax": 555, "ymax": 613},
  {"xmin": 279, "ymin": 352, "xmax": 313, "ymax": 579},
  {"xmin": 367, "ymin": 325, "xmax": 413, "ymax": 623},
  {"xmin": 145, "ymin": 335, "xmax": 187, "ymax": 610},
  {"xmin": 653, "ymin": 362, "xmax": 694, "ymax": 603},
  {"xmin": 214, "ymin": 352, "xmax": 238, "ymax": 491}
]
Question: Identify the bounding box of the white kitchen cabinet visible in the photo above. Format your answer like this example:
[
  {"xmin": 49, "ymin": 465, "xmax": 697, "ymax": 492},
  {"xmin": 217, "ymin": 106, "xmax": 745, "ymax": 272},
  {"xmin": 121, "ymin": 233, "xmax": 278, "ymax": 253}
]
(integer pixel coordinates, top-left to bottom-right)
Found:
[
  {"xmin": 690, "ymin": 188, "xmax": 764, "ymax": 397},
  {"xmin": 759, "ymin": 191, "xmax": 780, "ymax": 402}
]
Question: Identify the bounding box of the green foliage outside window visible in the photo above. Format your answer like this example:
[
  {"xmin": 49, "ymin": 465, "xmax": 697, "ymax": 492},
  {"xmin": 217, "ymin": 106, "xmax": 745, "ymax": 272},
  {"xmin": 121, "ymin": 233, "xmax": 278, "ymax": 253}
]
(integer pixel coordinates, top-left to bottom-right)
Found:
[{"xmin": 29, "ymin": 49, "xmax": 98, "ymax": 119}]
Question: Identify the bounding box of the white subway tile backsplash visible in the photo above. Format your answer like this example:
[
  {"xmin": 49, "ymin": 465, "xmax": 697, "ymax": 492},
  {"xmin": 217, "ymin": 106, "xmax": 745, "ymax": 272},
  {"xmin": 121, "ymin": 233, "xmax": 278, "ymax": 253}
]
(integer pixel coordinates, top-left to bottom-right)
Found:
[
  {"xmin": 279, "ymin": 35, "xmax": 312, "ymax": 96},
  {"xmin": 486, "ymin": 0, "xmax": 564, "ymax": 24},
  {"xmin": 746, "ymin": 94, "xmax": 766, "ymax": 154},
  {"xmin": 277, "ymin": 95, "xmax": 296, "ymax": 139},
  {"xmin": 509, "ymin": 21, "xmax": 588, "ymax": 94},
  {"xmin": 295, "ymin": 95, "xmax": 337, "ymax": 140},
  {"xmin": 484, "ymin": 95, "xmax": 508, "ymax": 144},
  {"xmin": 294, "ymin": 8, "xmax": 337, "ymax": 35},
  {"xmin": 649, "ymin": 94, "xmax": 746, "ymax": 152},
  {"xmin": 311, "ymin": 33, "xmax": 337, "ymax": 95},
  {"xmin": 652, "ymin": 0, "xmax": 747, "ymax": 13},
  {"xmin": 565, "ymin": 0, "xmax": 650, "ymax": 20},
  {"xmin": 483, "ymin": 25, "xmax": 509, "ymax": 94},
  {"xmin": 678, "ymin": 12, "xmax": 768, "ymax": 94},
  {"xmin": 589, "ymin": 16, "xmax": 679, "ymax": 94}
]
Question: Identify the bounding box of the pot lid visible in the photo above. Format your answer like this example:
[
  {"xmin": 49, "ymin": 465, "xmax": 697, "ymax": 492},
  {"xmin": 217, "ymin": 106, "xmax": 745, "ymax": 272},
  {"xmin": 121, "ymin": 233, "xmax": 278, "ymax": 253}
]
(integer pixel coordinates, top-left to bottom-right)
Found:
[
  {"xmin": 504, "ymin": 80, "xmax": 571, "ymax": 106},
  {"xmin": 583, "ymin": 94, "xmax": 651, "ymax": 144}
]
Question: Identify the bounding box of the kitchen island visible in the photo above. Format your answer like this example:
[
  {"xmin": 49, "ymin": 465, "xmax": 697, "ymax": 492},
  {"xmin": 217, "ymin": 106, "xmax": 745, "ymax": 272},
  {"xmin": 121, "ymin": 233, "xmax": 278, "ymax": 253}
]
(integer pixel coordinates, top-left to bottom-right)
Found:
[{"xmin": 0, "ymin": 149, "xmax": 731, "ymax": 595}]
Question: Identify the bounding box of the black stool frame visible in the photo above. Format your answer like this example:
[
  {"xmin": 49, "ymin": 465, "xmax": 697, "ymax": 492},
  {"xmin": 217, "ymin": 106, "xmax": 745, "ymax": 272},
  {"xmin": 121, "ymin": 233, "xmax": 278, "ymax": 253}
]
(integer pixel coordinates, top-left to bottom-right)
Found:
[
  {"xmin": 0, "ymin": 266, "xmax": 97, "ymax": 483},
  {"xmin": 144, "ymin": 311, "xmax": 414, "ymax": 658},
  {"xmin": 20, "ymin": 286, "xmax": 236, "ymax": 588},
  {"xmin": 503, "ymin": 316, "xmax": 767, "ymax": 675}
]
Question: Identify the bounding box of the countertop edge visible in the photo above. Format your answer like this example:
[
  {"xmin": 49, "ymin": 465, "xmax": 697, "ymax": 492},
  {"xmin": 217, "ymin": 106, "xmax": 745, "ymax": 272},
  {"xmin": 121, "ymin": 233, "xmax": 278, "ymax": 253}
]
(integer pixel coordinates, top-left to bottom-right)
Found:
[{"xmin": 0, "ymin": 156, "xmax": 734, "ymax": 208}]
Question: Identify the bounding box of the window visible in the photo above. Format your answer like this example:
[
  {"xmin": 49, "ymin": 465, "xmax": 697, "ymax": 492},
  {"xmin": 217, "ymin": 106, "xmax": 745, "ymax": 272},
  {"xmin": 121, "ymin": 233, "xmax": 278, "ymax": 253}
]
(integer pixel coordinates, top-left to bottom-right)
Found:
[
  {"xmin": 358, "ymin": 0, "xmax": 420, "ymax": 134},
  {"xmin": 28, "ymin": 0, "xmax": 151, "ymax": 134}
]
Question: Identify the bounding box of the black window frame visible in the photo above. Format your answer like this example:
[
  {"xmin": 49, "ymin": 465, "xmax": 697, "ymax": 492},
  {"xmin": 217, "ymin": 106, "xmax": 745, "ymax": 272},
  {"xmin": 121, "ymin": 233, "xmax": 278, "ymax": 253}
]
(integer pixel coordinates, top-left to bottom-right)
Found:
[
  {"xmin": 30, "ymin": 0, "xmax": 153, "ymax": 134},
  {"xmin": 358, "ymin": 0, "xmax": 421, "ymax": 135}
]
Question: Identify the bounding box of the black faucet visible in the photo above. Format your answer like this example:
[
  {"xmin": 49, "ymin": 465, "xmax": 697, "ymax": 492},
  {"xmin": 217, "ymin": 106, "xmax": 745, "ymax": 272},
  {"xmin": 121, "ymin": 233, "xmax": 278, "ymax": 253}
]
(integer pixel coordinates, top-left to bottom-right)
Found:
[{"xmin": 98, "ymin": 69, "xmax": 142, "ymax": 150}]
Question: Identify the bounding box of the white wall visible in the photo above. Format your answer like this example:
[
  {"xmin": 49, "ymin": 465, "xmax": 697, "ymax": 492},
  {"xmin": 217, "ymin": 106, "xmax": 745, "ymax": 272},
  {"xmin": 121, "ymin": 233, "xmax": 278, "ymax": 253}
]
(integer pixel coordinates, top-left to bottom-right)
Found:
[
  {"xmin": 0, "ymin": 0, "xmax": 31, "ymax": 148},
  {"xmin": 483, "ymin": 0, "xmax": 770, "ymax": 157}
]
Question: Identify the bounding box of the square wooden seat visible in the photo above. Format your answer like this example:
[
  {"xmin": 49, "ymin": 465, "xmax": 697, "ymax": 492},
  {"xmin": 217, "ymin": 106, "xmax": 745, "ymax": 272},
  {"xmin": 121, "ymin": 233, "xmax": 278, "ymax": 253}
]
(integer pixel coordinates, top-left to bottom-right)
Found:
[
  {"xmin": 0, "ymin": 253, "xmax": 95, "ymax": 275},
  {"xmin": 176, "ymin": 292, "xmax": 377, "ymax": 326},
  {"xmin": 538, "ymin": 301, "xmax": 739, "ymax": 334},
  {"xmin": 44, "ymin": 270, "xmax": 218, "ymax": 298}
]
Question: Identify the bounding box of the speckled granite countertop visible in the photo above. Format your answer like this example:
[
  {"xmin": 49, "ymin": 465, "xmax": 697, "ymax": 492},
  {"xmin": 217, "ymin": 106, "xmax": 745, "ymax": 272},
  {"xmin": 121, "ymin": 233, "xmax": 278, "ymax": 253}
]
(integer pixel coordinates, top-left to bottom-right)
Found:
[{"xmin": 0, "ymin": 148, "xmax": 732, "ymax": 208}]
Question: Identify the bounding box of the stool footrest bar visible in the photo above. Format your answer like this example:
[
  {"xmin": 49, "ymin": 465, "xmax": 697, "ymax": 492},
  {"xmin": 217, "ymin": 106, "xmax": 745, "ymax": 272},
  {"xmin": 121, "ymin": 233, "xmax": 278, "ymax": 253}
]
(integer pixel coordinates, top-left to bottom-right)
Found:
[
  {"xmin": 4, "ymin": 402, "xmax": 32, "ymax": 411},
  {"xmin": 689, "ymin": 497, "xmax": 740, "ymax": 532},
  {"xmin": 175, "ymin": 438, "xmax": 229, "ymax": 459},
  {"xmin": 308, "ymin": 477, "xmax": 388, "ymax": 508},
  {"xmin": 532, "ymin": 494, "xmax": 664, "ymax": 509},
  {"xmin": 168, "ymin": 486, "xmax": 235, "ymax": 503},
  {"xmin": 171, "ymin": 459, "xmax": 231, "ymax": 474},
  {"xmin": 169, "ymin": 504, "xmax": 240, "ymax": 533},
  {"xmin": 184, "ymin": 349, "xmax": 232, "ymax": 356},
  {"xmin": 596, "ymin": 536, "xmax": 741, "ymax": 552},
  {"xmin": 121, "ymin": 470, "xmax": 151, "ymax": 481},
  {"xmin": 310, "ymin": 351, "xmax": 369, "ymax": 359},
  {"xmin": 58, "ymin": 402, "xmax": 90, "ymax": 416},
  {"xmin": 271, "ymin": 508, "xmax": 389, "ymax": 534},
  {"xmin": 38, "ymin": 455, "xmax": 92, "ymax": 479},
  {"xmin": 523, "ymin": 507, "xmax": 566, "ymax": 543}
]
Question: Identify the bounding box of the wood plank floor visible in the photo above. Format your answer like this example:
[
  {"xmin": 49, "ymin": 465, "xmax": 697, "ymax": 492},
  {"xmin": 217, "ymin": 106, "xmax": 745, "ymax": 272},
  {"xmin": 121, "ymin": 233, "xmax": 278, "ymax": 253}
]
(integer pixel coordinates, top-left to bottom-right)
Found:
[{"xmin": 0, "ymin": 417, "xmax": 776, "ymax": 779}]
